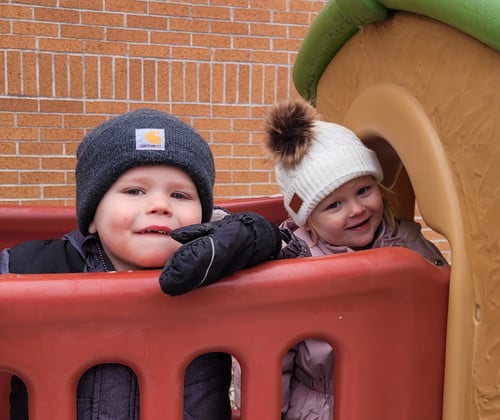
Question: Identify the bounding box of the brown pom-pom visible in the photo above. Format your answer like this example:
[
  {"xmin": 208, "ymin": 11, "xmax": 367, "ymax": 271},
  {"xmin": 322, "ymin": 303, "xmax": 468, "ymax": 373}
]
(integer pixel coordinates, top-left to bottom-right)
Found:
[{"xmin": 264, "ymin": 98, "xmax": 317, "ymax": 169}]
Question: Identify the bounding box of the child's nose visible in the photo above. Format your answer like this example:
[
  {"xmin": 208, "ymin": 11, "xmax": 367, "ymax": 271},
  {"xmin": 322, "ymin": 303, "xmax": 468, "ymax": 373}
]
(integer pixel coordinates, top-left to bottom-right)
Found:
[
  {"xmin": 348, "ymin": 200, "xmax": 365, "ymax": 216},
  {"xmin": 148, "ymin": 195, "xmax": 172, "ymax": 215}
]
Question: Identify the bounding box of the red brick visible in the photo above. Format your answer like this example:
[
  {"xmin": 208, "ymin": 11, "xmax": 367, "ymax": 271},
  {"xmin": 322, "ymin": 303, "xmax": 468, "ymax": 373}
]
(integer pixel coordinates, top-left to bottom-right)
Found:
[
  {"xmin": 169, "ymin": 18, "xmax": 209, "ymax": 33},
  {"xmin": 251, "ymin": 65, "xmax": 264, "ymax": 104},
  {"xmin": 0, "ymin": 35, "xmax": 36, "ymax": 49},
  {"xmin": 84, "ymin": 41, "xmax": 128, "ymax": 55},
  {"xmin": 35, "ymin": 7, "xmax": 80, "ymax": 23},
  {"xmin": 192, "ymin": 6, "xmax": 231, "ymax": 20},
  {"xmin": 198, "ymin": 63, "xmax": 211, "ymax": 103},
  {"xmin": 129, "ymin": 59, "xmax": 142, "ymax": 100},
  {"xmin": 214, "ymin": 131, "xmax": 250, "ymax": 143},
  {"xmin": 63, "ymin": 115, "xmax": 107, "ymax": 128},
  {"xmin": 0, "ymin": 128, "xmax": 38, "ymax": 141},
  {"xmin": 211, "ymin": 64, "xmax": 224, "ymax": 104},
  {"xmin": 129, "ymin": 45, "xmax": 172, "ymax": 59},
  {"xmin": 170, "ymin": 47, "xmax": 212, "ymax": 61},
  {"xmin": 40, "ymin": 128, "xmax": 84, "ymax": 141},
  {"xmin": 143, "ymin": 60, "xmax": 156, "ymax": 101},
  {"xmin": 0, "ymin": 98, "xmax": 38, "ymax": 112},
  {"xmin": 250, "ymin": 0, "xmax": 286, "ymax": 9},
  {"xmin": 234, "ymin": 8, "xmax": 271, "ymax": 22},
  {"xmin": 40, "ymin": 100, "xmax": 83, "ymax": 113},
  {"xmin": 225, "ymin": 64, "xmax": 238, "ymax": 103},
  {"xmin": 81, "ymin": 11, "xmax": 124, "ymax": 26},
  {"xmin": 21, "ymin": 171, "xmax": 66, "ymax": 184},
  {"xmin": 233, "ymin": 36, "xmax": 270, "ymax": 49},
  {"xmin": 274, "ymin": 11, "xmax": 310, "ymax": 24},
  {"xmin": 151, "ymin": 31, "xmax": 190, "ymax": 45},
  {"xmin": 84, "ymin": 102, "xmax": 128, "ymax": 115},
  {"xmin": 0, "ymin": 157, "xmax": 40, "ymax": 169},
  {"xmin": 7, "ymin": 51, "xmax": 21, "ymax": 95},
  {"xmin": 69, "ymin": 55, "xmax": 84, "ymax": 97},
  {"xmin": 54, "ymin": 55, "xmax": 69, "ymax": 97},
  {"xmin": 0, "ymin": 172, "xmax": 19, "ymax": 184},
  {"xmin": 157, "ymin": 61, "xmax": 170, "ymax": 102},
  {"xmin": 211, "ymin": 0, "xmax": 248, "ymax": 6},
  {"xmin": 250, "ymin": 184, "xmax": 280, "ymax": 196},
  {"xmin": 213, "ymin": 49, "xmax": 251, "ymax": 62},
  {"xmin": 250, "ymin": 23, "xmax": 287, "ymax": 37},
  {"xmin": 127, "ymin": 14, "xmax": 167, "ymax": 30},
  {"xmin": 61, "ymin": 25, "xmax": 105, "ymax": 40},
  {"xmin": 105, "ymin": 0, "xmax": 147, "ymax": 13},
  {"xmin": 107, "ymin": 28, "xmax": 148, "ymax": 43},
  {"xmin": 13, "ymin": 21, "xmax": 58, "ymax": 36},
  {"xmin": 211, "ymin": 21, "xmax": 249, "ymax": 35},
  {"xmin": 0, "ymin": 54, "xmax": 4, "ymax": 95},
  {"xmin": 0, "ymin": 4, "xmax": 34, "ymax": 19},
  {"xmin": 19, "ymin": 142, "xmax": 64, "ymax": 155},
  {"xmin": 61, "ymin": 0, "xmax": 103, "ymax": 11},
  {"xmin": 43, "ymin": 185, "xmax": 75, "ymax": 198},
  {"xmin": 214, "ymin": 184, "xmax": 250, "ymax": 198},
  {"xmin": 84, "ymin": 56, "xmax": 98, "ymax": 98},
  {"xmin": 22, "ymin": 52, "xmax": 38, "ymax": 96},
  {"xmin": 42, "ymin": 157, "xmax": 77, "ymax": 170},
  {"xmin": 192, "ymin": 34, "xmax": 231, "ymax": 48},
  {"xmin": 193, "ymin": 118, "xmax": 232, "ymax": 131},
  {"xmin": 0, "ymin": 185, "xmax": 42, "ymax": 198},
  {"xmin": 0, "ymin": 142, "xmax": 16, "ymax": 154},
  {"xmin": 238, "ymin": 65, "xmax": 250, "ymax": 104},
  {"xmin": 38, "ymin": 53, "xmax": 53, "ymax": 97},
  {"xmin": 0, "ymin": 113, "xmax": 15, "ymax": 125},
  {"xmin": 17, "ymin": 113, "xmax": 62, "ymax": 127},
  {"xmin": 171, "ymin": 103, "xmax": 211, "ymax": 117},
  {"xmin": 149, "ymin": 3, "xmax": 191, "ymax": 17}
]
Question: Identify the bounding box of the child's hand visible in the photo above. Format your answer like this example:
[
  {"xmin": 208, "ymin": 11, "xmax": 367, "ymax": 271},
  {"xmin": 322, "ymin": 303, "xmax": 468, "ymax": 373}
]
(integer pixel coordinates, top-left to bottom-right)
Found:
[{"xmin": 159, "ymin": 212, "xmax": 281, "ymax": 296}]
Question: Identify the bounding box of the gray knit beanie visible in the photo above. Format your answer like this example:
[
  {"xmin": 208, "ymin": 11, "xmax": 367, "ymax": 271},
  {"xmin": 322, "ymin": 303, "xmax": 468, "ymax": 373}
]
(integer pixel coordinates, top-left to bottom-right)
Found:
[{"xmin": 76, "ymin": 108, "xmax": 215, "ymax": 235}]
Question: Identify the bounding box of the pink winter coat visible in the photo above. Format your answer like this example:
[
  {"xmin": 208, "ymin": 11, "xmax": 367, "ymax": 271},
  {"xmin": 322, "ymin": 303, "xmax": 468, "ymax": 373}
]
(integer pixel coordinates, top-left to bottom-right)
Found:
[{"xmin": 280, "ymin": 218, "xmax": 448, "ymax": 419}]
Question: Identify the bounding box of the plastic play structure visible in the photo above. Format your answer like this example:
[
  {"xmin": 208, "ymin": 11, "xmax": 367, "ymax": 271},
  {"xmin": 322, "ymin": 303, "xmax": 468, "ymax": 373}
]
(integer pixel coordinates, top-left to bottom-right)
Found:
[
  {"xmin": 292, "ymin": 1, "xmax": 500, "ymax": 420},
  {"xmin": 0, "ymin": 198, "xmax": 449, "ymax": 420},
  {"xmin": 0, "ymin": 0, "xmax": 499, "ymax": 419}
]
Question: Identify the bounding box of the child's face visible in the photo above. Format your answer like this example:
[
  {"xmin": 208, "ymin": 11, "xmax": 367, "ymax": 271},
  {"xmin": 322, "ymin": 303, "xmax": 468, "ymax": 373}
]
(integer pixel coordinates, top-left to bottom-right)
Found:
[
  {"xmin": 89, "ymin": 165, "xmax": 203, "ymax": 271},
  {"xmin": 305, "ymin": 175, "xmax": 384, "ymax": 249}
]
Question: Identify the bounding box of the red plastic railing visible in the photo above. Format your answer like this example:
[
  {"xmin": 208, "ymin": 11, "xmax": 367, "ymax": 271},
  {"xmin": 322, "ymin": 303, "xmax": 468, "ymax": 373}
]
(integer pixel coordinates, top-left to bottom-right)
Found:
[{"xmin": 0, "ymin": 200, "xmax": 449, "ymax": 419}]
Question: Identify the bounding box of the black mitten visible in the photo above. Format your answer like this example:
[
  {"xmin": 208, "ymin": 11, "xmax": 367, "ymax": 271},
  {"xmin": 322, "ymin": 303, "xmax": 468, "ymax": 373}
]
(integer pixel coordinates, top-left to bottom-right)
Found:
[{"xmin": 159, "ymin": 212, "xmax": 282, "ymax": 296}]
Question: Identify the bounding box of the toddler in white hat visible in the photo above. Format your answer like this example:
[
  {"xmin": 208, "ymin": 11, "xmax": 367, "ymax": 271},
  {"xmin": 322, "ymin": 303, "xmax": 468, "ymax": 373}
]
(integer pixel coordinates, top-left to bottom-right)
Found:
[{"xmin": 263, "ymin": 98, "xmax": 448, "ymax": 420}]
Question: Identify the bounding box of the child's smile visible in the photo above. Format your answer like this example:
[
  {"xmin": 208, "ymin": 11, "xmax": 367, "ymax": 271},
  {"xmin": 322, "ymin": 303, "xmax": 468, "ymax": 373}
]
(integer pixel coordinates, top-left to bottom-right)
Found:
[{"xmin": 138, "ymin": 226, "xmax": 173, "ymax": 235}]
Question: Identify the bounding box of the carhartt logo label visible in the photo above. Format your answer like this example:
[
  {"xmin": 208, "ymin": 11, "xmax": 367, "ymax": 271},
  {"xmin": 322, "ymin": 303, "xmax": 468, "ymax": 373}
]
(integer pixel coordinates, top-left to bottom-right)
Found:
[{"xmin": 135, "ymin": 129, "xmax": 165, "ymax": 150}]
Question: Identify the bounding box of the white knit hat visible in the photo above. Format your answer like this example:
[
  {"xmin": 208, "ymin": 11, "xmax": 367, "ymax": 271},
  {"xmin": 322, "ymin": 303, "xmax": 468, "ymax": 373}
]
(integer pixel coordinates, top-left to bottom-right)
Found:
[{"xmin": 265, "ymin": 100, "xmax": 383, "ymax": 227}]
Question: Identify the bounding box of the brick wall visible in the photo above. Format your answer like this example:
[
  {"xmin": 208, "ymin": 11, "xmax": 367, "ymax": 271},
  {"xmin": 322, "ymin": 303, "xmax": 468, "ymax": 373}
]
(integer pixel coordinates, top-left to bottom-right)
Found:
[{"xmin": 0, "ymin": 0, "xmax": 326, "ymax": 205}]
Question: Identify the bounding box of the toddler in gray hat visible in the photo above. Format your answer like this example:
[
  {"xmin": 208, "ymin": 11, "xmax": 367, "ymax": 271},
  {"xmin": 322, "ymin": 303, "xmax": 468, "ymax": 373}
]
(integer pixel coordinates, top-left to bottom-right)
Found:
[{"xmin": 2, "ymin": 108, "xmax": 308, "ymax": 419}]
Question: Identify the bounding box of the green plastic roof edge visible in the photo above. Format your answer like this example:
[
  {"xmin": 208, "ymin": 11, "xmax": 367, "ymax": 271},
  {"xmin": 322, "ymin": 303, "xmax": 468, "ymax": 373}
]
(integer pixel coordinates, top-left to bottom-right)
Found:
[{"xmin": 293, "ymin": 0, "xmax": 500, "ymax": 103}]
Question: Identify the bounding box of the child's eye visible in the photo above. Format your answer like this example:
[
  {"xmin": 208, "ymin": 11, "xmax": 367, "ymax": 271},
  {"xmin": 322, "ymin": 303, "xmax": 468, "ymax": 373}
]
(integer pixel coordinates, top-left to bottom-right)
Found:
[
  {"xmin": 357, "ymin": 186, "xmax": 370, "ymax": 196},
  {"xmin": 326, "ymin": 201, "xmax": 341, "ymax": 210},
  {"xmin": 171, "ymin": 191, "xmax": 189, "ymax": 200},
  {"xmin": 124, "ymin": 188, "xmax": 145, "ymax": 195}
]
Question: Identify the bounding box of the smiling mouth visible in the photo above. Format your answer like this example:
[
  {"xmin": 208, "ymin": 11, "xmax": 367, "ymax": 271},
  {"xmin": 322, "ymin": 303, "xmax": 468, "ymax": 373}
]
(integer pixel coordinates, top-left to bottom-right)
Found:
[
  {"xmin": 140, "ymin": 229, "xmax": 171, "ymax": 235},
  {"xmin": 347, "ymin": 218, "xmax": 369, "ymax": 230}
]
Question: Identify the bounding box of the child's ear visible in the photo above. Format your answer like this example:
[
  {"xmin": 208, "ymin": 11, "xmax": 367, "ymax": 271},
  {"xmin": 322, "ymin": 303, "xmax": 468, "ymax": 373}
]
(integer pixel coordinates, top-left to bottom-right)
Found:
[{"xmin": 88, "ymin": 220, "xmax": 97, "ymax": 234}]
